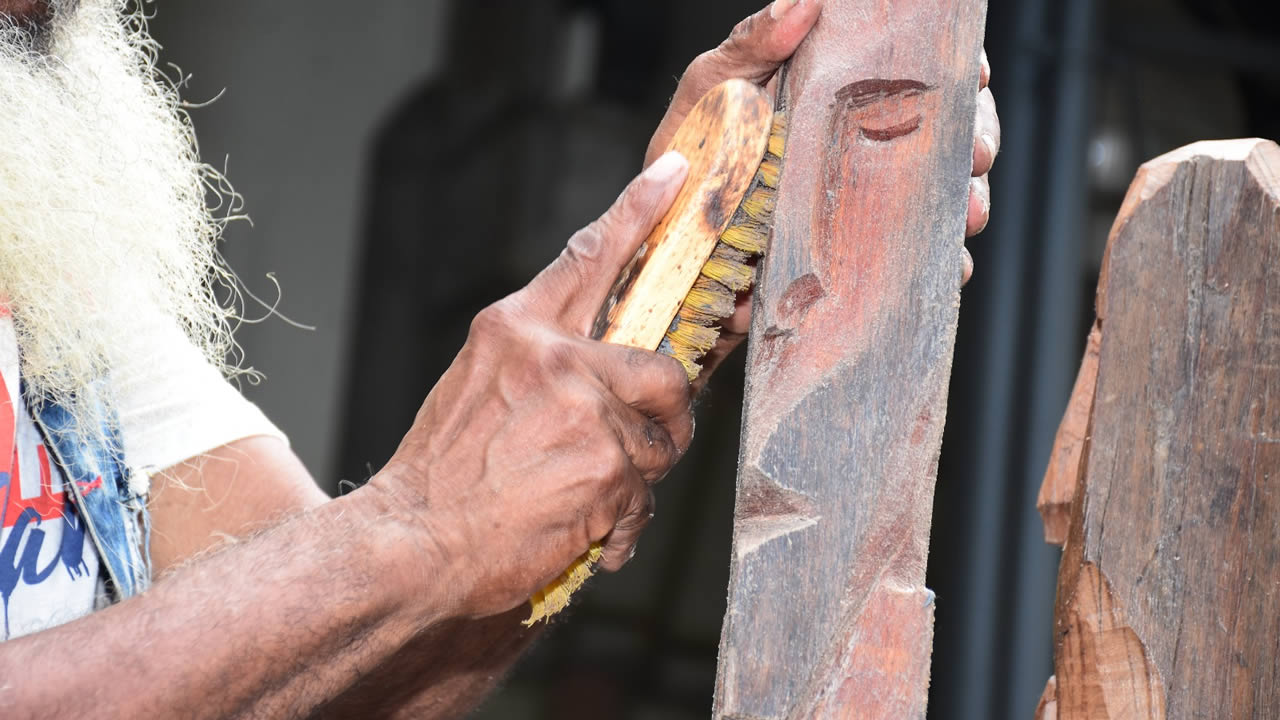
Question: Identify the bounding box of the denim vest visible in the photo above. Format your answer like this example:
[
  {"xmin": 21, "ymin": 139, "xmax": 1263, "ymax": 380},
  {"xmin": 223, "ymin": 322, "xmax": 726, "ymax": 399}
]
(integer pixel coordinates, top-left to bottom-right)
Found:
[{"xmin": 28, "ymin": 388, "xmax": 151, "ymax": 603}]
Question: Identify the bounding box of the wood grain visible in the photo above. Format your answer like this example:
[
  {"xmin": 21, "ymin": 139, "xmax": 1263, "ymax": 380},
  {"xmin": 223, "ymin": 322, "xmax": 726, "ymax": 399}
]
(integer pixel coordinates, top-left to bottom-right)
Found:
[
  {"xmin": 1038, "ymin": 321, "xmax": 1101, "ymax": 546},
  {"xmin": 1041, "ymin": 138, "xmax": 1280, "ymax": 719},
  {"xmin": 712, "ymin": 1, "xmax": 988, "ymax": 717},
  {"xmin": 595, "ymin": 79, "xmax": 772, "ymax": 350},
  {"xmin": 1034, "ymin": 676, "xmax": 1059, "ymax": 720}
]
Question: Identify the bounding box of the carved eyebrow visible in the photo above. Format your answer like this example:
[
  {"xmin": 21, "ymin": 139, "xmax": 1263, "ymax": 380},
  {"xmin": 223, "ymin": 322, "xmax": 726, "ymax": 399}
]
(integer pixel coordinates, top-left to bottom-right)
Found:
[{"xmin": 834, "ymin": 79, "xmax": 932, "ymax": 109}]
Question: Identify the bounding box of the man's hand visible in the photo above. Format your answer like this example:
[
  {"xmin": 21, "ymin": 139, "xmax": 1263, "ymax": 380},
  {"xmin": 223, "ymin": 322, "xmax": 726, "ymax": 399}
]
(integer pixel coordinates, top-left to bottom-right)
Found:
[
  {"xmin": 644, "ymin": 0, "xmax": 1001, "ymax": 387},
  {"xmin": 371, "ymin": 151, "xmax": 694, "ymax": 620}
]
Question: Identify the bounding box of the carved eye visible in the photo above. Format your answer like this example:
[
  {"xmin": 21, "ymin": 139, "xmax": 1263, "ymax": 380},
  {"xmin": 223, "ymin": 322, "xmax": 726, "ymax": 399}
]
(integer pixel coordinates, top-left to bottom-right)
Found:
[{"xmin": 835, "ymin": 79, "xmax": 934, "ymax": 143}]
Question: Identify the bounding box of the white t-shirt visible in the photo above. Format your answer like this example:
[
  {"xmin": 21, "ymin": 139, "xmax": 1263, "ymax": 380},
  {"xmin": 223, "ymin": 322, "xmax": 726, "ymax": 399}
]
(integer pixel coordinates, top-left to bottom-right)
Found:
[{"xmin": 0, "ymin": 309, "xmax": 285, "ymax": 640}]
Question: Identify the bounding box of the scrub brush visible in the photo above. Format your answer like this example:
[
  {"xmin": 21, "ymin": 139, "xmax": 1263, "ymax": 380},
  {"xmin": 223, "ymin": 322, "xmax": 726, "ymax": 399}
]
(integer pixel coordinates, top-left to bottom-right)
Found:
[{"xmin": 524, "ymin": 79, "xmax": 787, "ymax": 625}]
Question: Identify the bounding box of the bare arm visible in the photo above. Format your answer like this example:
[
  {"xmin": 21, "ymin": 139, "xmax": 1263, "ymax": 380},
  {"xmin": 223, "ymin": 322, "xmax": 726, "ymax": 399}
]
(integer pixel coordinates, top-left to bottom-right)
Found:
[
  {"xmin": 3, "ymin": 483, "xmax": 439, "ymax": 719},
  {"xmin": 148, "ymin": 436, "xmax": 544, "ymax": 720},
  {"xmin": 0, "ymin": 148, "xmax": 693, "ymax": 720},
  {"xmin": 153, "ymin": 8, "xmax": 832, "ymax": 717},
  {"xmin": 115, "ymin": 3, "xmax": 1002, "ymax": 716}
]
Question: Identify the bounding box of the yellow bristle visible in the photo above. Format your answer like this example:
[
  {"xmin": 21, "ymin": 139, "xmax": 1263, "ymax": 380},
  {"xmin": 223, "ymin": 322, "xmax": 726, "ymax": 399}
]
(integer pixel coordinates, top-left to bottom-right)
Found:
[
  {"xmin": 679, "ymin": 302, "xmax": 720, "ymax": 325},
  {"xmin": 524, "ymin": 543, "xmax": 603, "ymax": 625},
  {"xmin": 529, "ymin": 108, "xmax": 789, "ymax": 626},
  {"xmin": 768, "ymin": 117, "xmax": 787, "ymax": 158},
  {"xmin": 702, "ymin": 256, "xmax": 755, "ymax": 292},
  {"xmin": 758, "ymin": 158, "xmax": 781, "ymax": 189},
  {"xmin": 667, "ymin": 318, "xmax": 720, "ymax": 353},
  {"xmin": 740, "ymin": 185, "xmax": 777, "ymax": 223},
  {"xmin": 682, "ymin": 277, "xmax": 736, "ymax": 319},
  {"xmin": 659, "ymin": 337, "xmax": 704, "ymax": 380},
  {"xmin": 528, "ymin": 591, "xmax": 545, "ymax": 621},
  {"xmin": 711, "ymin": 243, "xmax": 751, "ymax": 264},
  {"xmin": 720, "ymin": 222, "xmax": 769, "ymax": 254}
]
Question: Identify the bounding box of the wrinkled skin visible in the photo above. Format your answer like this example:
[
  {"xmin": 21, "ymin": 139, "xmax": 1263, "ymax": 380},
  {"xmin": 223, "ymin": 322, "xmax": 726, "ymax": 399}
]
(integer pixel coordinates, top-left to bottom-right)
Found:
[
  {"xmin": 643, "ymin": 1, "xmax": 999, "ymax": 387},
  {"xmin": 0, "ymin": 1, "xmax": 1001, "ymax": 718},
  {"xmin": 371, "ymin": 152, "xmax": 696, "ymax": 616}
]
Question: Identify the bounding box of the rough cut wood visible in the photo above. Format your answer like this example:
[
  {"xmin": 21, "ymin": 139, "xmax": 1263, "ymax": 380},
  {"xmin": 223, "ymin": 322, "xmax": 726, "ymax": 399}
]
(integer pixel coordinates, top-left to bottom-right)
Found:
[
  {"xmin": 1039, "ymin": 138, "xmax": 1280, "ymax": 719},
  {"xmin": 1037, "ymin": 322, "xmax": 1101, "ymax": 545},
  {"xmin": 712, "ymin": 1, "xmax": 988, "ymax": 717},
  {"xmin": 1034, "ymin": 676, "xmax": 1059, "ymax": 720}
]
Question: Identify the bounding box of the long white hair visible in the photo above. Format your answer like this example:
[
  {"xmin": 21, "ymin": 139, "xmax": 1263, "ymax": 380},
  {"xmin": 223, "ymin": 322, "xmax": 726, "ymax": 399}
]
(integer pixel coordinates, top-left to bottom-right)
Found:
[{"xmin": 0, "ymin": 0, "xmax": 238, "ymax": 443}]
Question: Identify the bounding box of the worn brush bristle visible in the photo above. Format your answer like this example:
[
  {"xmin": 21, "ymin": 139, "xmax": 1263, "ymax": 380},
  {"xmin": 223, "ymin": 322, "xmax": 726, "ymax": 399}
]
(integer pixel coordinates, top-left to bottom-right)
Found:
[
  {"xmin": 524, "ymin": 543, "xmax": 603, "ymax": 626},
  {"xmin": 681, "ymin": 277, "xmax": 737, "ymax": 319},
  {"xmin": 654, "ymin": 110, "xmax": 787, "ymax": 389},
  {"xmin": 659, "ymin": 336, "xmax": 707, "ymax": 380},
  {"xmin": 526, "ymin": 110, "xmax": 787, "ymax": 627},
  {"xmin": 701, "ymin": 255, "xmax": 755, "ymax": 292},
  {"xmin": 739, "ymin": 185, "xmax": 777, "ymax": 224},
  {"xmin": 719, "ymin": 221, "xmax": 770, "ymax": 254},
  {"xmin": 757, "ymin": 158, "xmax": 781, "ymax": 189},
  {"xmin": 767, "ymin": 112, "xmax": 787, "ymax": 157},
  {"xmin": 668, "ymin": 316, "xmax": 721, "ymax": 354}
]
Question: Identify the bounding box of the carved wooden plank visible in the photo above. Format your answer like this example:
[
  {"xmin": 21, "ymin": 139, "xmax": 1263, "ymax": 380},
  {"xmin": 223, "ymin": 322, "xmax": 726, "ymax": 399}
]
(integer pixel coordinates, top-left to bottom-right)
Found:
[
  {"xmin": 712, "ymin": 1, "xmax": 987, "ymax": 717},
  {"xmin": 1034, "ymin": 676, "xmax": 1059, "ymax": 720},
  {"xmin": 1038, "ymin": 321, "xmax": 1101, "ymax": 546},
  {"xmin": 1039, "ymin": 139, "xmax": 1280, "ymax": 719}
]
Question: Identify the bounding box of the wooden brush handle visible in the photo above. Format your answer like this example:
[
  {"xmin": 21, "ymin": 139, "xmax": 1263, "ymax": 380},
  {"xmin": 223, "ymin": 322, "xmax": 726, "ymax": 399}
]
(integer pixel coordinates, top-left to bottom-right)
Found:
[
  {"xmin": 525, "ymin": 80, "xmax": 775, "ymax": 626},
  {"xmin": 593, "ymin": 79, "xmax": 774, "ymax": 350}
]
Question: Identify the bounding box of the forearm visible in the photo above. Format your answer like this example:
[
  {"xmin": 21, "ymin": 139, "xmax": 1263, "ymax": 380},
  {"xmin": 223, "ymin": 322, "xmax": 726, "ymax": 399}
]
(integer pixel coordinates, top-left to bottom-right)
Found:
[
  {"xmin": 0, "ymin": 486, "xmax": 446, "ymax": 720},
  {"xmin": 315, "ymin": 609, "xmax": 542, "ymax": 720}
]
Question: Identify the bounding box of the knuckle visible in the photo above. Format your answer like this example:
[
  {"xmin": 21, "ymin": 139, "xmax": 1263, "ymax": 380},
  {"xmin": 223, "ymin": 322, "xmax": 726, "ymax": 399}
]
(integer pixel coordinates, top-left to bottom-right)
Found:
[
  {"xmin": 725, "ymin": 14, "xmax": 756, "ymax": 52},
  {"xmin": 566, "ymin": 390, "xmax": 608, "ymax": 435},
  {"xmin": 684, "ymin": 48, "xmax": 717, "ymax": 78},
  {"xmin": 660, "ymin": 355, "xmax": 693, "ymax": 396},
  {"xmin": 644, "ymin": 353, "xmax": 693, "ymax": 407},
  {"xmin": 564, "ymin": 222, "xmax": 606, "ymax": 268},
  {"xmin": 467, "ymin": 302, "xmax": 514, "ymax": 343},
  {"xmin": 680, "ymin": 50, "xmax": 721, "ymax": 94}
]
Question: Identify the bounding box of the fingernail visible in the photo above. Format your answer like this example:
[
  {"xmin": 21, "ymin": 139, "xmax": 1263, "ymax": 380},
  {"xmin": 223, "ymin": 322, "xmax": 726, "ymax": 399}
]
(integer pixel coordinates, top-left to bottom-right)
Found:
[
  {"xmin": 646, "ymin": 150, "xmax": 688, "ymax": 183},
  {"xmin": 771, "ymin": 0, "xmax": 802, "ymax": 20},
  {"xmin": 981, "ymin": 132, "xmax": 997, "ymax": 162},
  {"xmin": 971, "ymin": 177, "xmax": 990, "ymax": 233},
  {"xmin": 971, "ymin": 177, "xmax": 988, "ymax": 210}
]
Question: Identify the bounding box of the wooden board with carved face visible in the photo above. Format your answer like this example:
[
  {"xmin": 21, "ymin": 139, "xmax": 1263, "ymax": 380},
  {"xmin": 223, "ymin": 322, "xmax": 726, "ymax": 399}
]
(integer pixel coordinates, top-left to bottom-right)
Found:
[{"xmin": 713, "ymin": 1, "xmax": 988, "ymax": 718}]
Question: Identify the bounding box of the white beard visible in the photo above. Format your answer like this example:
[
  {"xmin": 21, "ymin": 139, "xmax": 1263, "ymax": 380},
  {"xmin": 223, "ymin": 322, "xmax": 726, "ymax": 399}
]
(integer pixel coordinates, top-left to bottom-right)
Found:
[{"xmin": 0, "ymin": 0, "xmax": 236, "ymax": 441}]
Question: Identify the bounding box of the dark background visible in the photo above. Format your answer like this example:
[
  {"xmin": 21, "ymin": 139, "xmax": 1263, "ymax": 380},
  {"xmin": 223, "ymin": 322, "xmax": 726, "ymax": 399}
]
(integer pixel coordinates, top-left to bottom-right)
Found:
[{"xmin": 149, "ymin": 1, "xmax": 1279, "ymax": 717}]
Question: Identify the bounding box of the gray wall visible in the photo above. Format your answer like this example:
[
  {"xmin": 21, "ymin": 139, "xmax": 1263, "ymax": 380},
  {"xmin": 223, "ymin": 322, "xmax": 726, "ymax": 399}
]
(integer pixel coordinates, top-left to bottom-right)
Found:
[{"xmin": 149, "ymin": 1, "xmax": 448, "ymax": 488}]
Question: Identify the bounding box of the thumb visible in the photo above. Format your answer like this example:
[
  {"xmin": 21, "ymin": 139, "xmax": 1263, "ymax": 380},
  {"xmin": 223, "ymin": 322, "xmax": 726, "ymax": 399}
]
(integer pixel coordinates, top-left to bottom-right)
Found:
[{"xmin": 525, "ymin": 151, "xmax": 688, "ymax": 334}]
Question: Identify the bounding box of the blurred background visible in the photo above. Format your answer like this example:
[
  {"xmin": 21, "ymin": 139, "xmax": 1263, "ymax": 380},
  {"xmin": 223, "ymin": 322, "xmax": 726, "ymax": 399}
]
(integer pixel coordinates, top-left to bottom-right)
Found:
[{"xmin": 148, "ymin": 1, "xmax": 1279, "ymax": 718}]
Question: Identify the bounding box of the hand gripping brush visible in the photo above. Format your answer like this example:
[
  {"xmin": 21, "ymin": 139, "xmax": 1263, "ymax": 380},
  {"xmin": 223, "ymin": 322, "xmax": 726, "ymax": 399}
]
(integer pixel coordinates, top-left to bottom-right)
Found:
[{"xmin": 525, "ymin": 79, "xmax": 787, "ymax": 625}]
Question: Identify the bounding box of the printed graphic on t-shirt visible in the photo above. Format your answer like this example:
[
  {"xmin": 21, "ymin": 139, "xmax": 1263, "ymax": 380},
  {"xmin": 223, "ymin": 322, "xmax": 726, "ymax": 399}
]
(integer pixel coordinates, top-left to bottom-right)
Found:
[{"xmin": 0, "ymin": 313, "xmax": 102, "ymax": 640}]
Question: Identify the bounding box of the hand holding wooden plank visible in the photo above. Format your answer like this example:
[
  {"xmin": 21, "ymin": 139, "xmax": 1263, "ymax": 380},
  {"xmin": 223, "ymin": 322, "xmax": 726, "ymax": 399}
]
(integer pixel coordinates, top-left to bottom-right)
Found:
[
  {"xmin": 643, "ymin": 0, "xmax": 999, "ymax": 390},
  {"xmin": 714, "ymin": 1, "xmax": 988, "ymax": 717}
]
